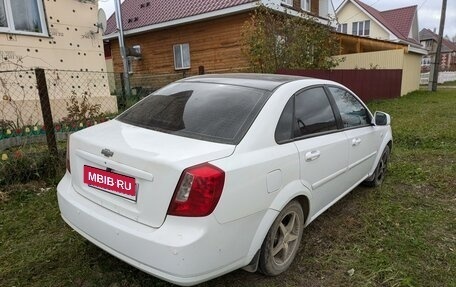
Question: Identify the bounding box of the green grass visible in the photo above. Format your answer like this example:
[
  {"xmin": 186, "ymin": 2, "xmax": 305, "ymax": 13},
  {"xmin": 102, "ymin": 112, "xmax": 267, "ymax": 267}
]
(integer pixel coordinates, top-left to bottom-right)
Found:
[
  {"xmin": 1, "ymin": 89, "xmax": 455, "ymax": 287},
  {"xmin": 440, "ymin": 80, "xmax": 456, "ymax": 87}
]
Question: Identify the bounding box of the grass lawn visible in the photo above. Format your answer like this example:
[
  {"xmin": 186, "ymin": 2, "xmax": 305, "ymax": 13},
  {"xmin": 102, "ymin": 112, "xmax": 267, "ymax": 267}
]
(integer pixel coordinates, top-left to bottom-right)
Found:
[
  {"xmin": 440, "ymin": 80, "xmax": 456, "ymax": 87},
  {"xmin": 1, "ymin": 89, "xmax": 455, "ymax": 287}
]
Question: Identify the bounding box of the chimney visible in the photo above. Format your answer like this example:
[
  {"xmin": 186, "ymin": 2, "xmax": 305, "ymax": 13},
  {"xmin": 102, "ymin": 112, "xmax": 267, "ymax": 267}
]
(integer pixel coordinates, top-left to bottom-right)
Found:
[{"xmin": 433, "ymin": 28, "xmax": 437, "ymax": 33}]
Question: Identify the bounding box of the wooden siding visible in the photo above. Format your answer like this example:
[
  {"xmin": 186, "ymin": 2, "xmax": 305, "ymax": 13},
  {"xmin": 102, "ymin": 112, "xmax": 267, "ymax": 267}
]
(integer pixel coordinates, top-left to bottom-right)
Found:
[
  {"xmin": 110, "ymin": 13, "xmax": 251, "ymax": 78},
  {"xmin": 337, "ymin": 33, "xmax": 406, "ymax": 55},
  {"xmin": 293, "ymin": 0, "xmax": 300, "ymax": 10},
  {"xmin": 311, "ymin": 0, "xmax": 319, "ymax": 15}
]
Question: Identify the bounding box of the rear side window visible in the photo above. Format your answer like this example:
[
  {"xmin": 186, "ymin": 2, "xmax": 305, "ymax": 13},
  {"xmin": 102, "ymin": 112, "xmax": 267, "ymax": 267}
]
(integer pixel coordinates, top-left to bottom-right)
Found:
[
  {"xmin": 117, "ymin": 82, "xmax": 270, "ymax": 144},
  {"xmin": 275, "ymin": 97, "xmax": 294, "ymax": 143},
  {"xmin": 328, "ymin": 86, "xmax": 370, "ymax": 128},
  {"xmin": 294, "ymin": 87, "xmax": 338, "ymax": 137}
]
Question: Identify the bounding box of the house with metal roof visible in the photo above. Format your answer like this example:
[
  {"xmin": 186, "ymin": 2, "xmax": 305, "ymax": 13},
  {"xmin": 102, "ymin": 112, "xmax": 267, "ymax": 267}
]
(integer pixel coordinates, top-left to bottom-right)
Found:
[
  {"xmin": 335, "ymin": 0, "xmax": 422, "ymax": 52},
  {"xmin": 420, "ymin": 28, "xmax": 456, "ymax": 72},
  {"xmin": 102, "ymin": 0, "xmax": 336, "ymax": 89},
  {"xmin": 332, "ymin": 0, "xmax": 427, "ymax": 96}
]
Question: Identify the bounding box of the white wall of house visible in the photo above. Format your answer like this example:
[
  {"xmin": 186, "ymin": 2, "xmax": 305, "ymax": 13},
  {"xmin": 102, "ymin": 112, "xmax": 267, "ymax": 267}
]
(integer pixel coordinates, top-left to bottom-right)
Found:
[
  {"xmin": 0, "ymin": 0, "xmax": 107, "ymax": 71},
  {"xmin": 0, "ymin": 0, "xmax": 117, "ymax": 125},
  {"xmin": 336, "ymin": 1, "xmax": 390, "ymax": 40}
]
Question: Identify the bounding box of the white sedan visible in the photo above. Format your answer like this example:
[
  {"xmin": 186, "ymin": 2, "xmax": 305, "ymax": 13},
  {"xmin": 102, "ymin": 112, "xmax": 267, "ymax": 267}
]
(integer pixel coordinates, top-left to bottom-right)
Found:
[{"xmin": 57, "ymin": 74, "xmax": 392, "ymax": 286}]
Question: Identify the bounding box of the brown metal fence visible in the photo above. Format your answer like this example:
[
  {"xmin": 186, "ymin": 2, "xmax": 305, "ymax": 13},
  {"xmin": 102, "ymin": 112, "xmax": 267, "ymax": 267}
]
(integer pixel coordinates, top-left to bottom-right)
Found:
[{"xmin": 277, "ymin": 69, "xmax": 403, "ymax": 102}]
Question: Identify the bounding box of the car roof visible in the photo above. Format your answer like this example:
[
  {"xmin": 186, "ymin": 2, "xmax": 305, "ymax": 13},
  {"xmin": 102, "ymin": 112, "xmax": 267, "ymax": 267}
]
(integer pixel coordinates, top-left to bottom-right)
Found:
[{"xmin": 181, "ymin": 73, "xmax": 311, "ymax": 91}]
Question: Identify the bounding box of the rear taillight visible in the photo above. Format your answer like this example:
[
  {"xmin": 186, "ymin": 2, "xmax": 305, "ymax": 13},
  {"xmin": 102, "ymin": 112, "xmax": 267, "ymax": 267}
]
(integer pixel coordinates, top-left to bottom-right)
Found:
[
  {"xmin": 167, "ymin": 163, "xmax": 225, "ymax": 217},
  {"xmin": 66, "ymin": 137, "xmax": 71, "ymax": 173}
]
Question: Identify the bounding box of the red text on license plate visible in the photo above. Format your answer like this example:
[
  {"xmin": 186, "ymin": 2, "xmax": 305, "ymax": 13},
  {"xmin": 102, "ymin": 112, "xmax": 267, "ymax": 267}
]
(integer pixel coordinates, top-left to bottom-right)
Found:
[{"xmin": 83, "ymin": 165, "xmax": 136, "ymax": 200}]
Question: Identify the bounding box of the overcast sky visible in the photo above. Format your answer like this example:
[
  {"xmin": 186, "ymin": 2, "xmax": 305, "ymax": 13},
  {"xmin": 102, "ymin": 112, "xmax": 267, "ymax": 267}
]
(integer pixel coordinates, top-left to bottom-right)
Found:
[{"xmin": 99, "ymin": 0, "xmax": 456, "ymax": 38}]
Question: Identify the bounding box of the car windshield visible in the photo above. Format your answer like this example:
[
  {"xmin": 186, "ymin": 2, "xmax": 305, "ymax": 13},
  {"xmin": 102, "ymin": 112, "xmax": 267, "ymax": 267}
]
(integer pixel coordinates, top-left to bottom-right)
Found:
[{"xmin": 117, "ymin": 82, "xmax": 270, "ymax": 144}]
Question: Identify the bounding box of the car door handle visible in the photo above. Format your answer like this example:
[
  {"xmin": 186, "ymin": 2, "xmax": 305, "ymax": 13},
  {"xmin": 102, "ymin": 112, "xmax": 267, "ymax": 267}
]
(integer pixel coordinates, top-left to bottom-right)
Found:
[
  {"xmin": 305, "ymin": 150, "xmax": 320, "ymax": 161},
  {"xmin": 352, "ymin": 138, "xmax": 362, "ymax": 146}
]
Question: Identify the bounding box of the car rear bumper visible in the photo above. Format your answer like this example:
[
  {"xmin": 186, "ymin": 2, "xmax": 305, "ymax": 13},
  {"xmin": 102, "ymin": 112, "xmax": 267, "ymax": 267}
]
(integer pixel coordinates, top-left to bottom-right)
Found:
[{"xmin": 57, "ymin": 172, "xmax": 264, "ymax": 286}]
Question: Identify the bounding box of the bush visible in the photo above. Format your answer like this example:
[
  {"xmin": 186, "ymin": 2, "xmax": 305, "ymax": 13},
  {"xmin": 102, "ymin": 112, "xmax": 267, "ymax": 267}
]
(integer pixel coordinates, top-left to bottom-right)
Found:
[
  {"xmin": 0, "ymin": 151, "xmax": 65, "ymax": 185},
  {"xmin": 241, "ymin": 5, "xmax": 342, "ymax": 73}
]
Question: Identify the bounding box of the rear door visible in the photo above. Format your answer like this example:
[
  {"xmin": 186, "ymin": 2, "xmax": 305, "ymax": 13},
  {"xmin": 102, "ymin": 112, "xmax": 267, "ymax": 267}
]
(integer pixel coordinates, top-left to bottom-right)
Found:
[
  {"xmin": 290, "ymin": 87, "xmax": 350, "ymax": 215},
  {"xmin": 326, "ymin": 86, "xmax": 381, "ymax": 185}
]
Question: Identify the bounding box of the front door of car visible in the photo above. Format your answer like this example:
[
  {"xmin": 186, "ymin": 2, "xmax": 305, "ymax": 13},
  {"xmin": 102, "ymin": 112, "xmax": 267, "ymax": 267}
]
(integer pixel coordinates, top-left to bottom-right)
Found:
[
  {"xmin": 290, "ymin": 87, "xmax": 350, "ymax": 217},
  {"xmin": 326, "ymin": 86, "xmax": 381, "ymax": 186}
]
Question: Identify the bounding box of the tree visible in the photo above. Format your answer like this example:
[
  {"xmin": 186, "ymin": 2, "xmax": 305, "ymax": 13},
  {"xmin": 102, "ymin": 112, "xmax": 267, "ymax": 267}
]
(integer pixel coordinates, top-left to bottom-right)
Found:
[{"xmin": 241, "ymin": 5, "xmax": 342, "ymax": 73}]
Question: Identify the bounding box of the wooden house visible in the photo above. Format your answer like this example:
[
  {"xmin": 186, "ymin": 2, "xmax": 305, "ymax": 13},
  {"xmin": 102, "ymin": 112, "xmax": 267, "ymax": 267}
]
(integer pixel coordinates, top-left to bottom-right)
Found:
[
  {"xmin": 103, "ymin": 0, "xmax": 336, "ymax": 89},
  {"xmin": 420, "ymin": 28, "xmax": 456, "ymax": 72},
  {"xmin": 335, "ymin": 0, "xmax": 420, "ymax": 48}
]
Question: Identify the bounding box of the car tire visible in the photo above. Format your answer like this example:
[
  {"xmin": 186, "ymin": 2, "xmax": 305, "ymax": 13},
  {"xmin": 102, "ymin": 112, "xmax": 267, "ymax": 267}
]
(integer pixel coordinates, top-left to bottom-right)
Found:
[
  {"xmin": 364, "ymin": 145, "xmax": 390, "ymax": 187},
  {"xmin": 259, "ymin": 200, "xmax": 304, "ymax": 276}
]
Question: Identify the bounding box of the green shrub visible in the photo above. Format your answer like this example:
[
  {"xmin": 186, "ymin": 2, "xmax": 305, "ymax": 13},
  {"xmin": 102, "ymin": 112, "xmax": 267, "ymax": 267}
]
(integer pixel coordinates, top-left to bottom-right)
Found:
[{"xmin": 0, "ymin": 151, "xmax": 65, "ymax": 185}]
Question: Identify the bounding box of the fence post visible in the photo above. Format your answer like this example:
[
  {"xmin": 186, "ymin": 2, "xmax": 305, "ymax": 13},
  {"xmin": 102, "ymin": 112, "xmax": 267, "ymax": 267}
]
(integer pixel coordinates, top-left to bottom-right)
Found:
[{"xmin": 35, "ymin": 68, "xmax": 58, "ymax": 158}]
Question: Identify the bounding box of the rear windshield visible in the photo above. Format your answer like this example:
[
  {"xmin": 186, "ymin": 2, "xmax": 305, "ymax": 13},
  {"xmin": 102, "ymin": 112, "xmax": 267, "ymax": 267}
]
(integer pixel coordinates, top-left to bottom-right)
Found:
[{"xmin": 117, "ymin": 82, "xmax": 270, "ymax": 144}]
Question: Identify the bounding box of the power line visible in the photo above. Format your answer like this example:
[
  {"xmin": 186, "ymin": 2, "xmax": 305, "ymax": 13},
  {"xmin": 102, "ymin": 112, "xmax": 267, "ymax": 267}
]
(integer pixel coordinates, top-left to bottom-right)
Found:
[{"xmin": 418, "ymin": 0, "xmax": 430, "ymax": 10}]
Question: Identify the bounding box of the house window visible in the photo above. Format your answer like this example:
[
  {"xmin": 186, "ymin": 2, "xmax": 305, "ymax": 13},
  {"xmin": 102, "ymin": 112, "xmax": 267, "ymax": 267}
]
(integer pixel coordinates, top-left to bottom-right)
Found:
[
  {"xmin": 281, "ymin": 0, "xmax": 293, "ymax": 6},
  {"xmin": 421, "ymin": 56, "xmax": 431, "ymax": 66},
  {"xmin": 173, "ymin": 43, "xmax": 191, "ymax": 70},
  {"xmin": 301, "ymin": 0, "xmax": 311, "ymax": 11},
  {"xmin": 352, "ymin": 20, "xmax": 370, "ymax": 36},
  {"xmin": 0, "ymin": 0, "xmax": 48, "ymax": 35},
  {"xmin": 364, "ymin": 20, "xmax": 370, "ymax": 36},
  {"xmin": 352, "ymin": 22, "xmax": 357, "ymax": 35},
  {"xmin": 337, "ymin": 23, "xmax": 348, "ymax": 34},
  {"xmin": 359, "ymin": 21, "xmax": 364, "ymax": 36}
]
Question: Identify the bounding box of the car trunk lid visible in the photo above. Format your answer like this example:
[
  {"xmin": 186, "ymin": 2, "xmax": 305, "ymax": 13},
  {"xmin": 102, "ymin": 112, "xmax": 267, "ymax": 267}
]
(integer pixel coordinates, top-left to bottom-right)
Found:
[{"xmin": 68, "ymin": 120, "xmax": 235, "ymax": 228}]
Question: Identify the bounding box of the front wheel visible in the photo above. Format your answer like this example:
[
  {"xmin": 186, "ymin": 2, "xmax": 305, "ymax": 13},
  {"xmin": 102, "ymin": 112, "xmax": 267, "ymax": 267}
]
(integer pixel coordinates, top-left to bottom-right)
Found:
[
  {"xmin": 259, "ymin": 200, "xmax": 304, "ymax": 276},
  {"xmin": 364, "ymin": 145, "xmax": 390, "ymax": 187}
]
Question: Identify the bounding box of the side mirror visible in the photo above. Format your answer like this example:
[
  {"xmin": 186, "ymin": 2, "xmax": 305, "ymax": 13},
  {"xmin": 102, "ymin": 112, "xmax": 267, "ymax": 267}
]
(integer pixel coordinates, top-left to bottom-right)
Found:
[{"xmin": 373, "ymin": 111, "xmax": 391, "ymax": 126}]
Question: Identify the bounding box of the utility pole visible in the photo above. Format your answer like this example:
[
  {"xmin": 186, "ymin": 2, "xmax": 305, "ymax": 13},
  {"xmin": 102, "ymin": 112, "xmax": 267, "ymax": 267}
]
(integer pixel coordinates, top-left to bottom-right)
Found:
[
  {"xmin": 114, "ymin": 0, "xmax": 131, "ymax": 97},
  {"xmin": 429, "ymin": 0, "xmax": 447, "ymax": 91}
]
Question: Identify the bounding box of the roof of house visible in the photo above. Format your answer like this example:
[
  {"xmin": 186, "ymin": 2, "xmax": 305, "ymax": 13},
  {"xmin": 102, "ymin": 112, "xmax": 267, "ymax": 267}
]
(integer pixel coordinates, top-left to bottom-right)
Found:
[
  {"xmin": 342, "ymin": 0, "xmax": 419, "ymax": 45},
  {"xmin": 105, "ymin": 0, "xmax": 256, "ymax": 35},
  {"xmin": 381, "ymin": 6, "xmax": 416, "ymax": 40},
  {"xmin": 419, "ymin": 28, "xmax": 440, "ymax": 43},
  {"xmin": 419, "ymin": 28, "xmax": 456, "ymax": 53}
]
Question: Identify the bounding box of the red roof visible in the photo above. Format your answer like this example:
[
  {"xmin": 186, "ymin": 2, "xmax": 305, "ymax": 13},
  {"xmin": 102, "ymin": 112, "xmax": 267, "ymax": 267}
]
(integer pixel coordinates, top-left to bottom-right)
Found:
[
  {"xmin": 381, "ymin": 6, "xmax": 416, "ymax": 40},
  {"xmin": 352, "ymin": 0, "xmax": 419, "ymax": 45},
  {"xmin": 105, "ymin": 0, "xmax": 256, "ymax": 35}
]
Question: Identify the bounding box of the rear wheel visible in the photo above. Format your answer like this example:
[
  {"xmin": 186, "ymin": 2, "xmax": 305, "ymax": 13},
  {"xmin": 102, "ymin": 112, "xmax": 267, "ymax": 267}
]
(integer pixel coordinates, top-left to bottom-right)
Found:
[
  {"xmin": 364, "ymin": 145, "xmax": 390, "ymax": 187},
  {"xmin": 259, "ymin": 200, "xmax": 304, "ymax": 276}
]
